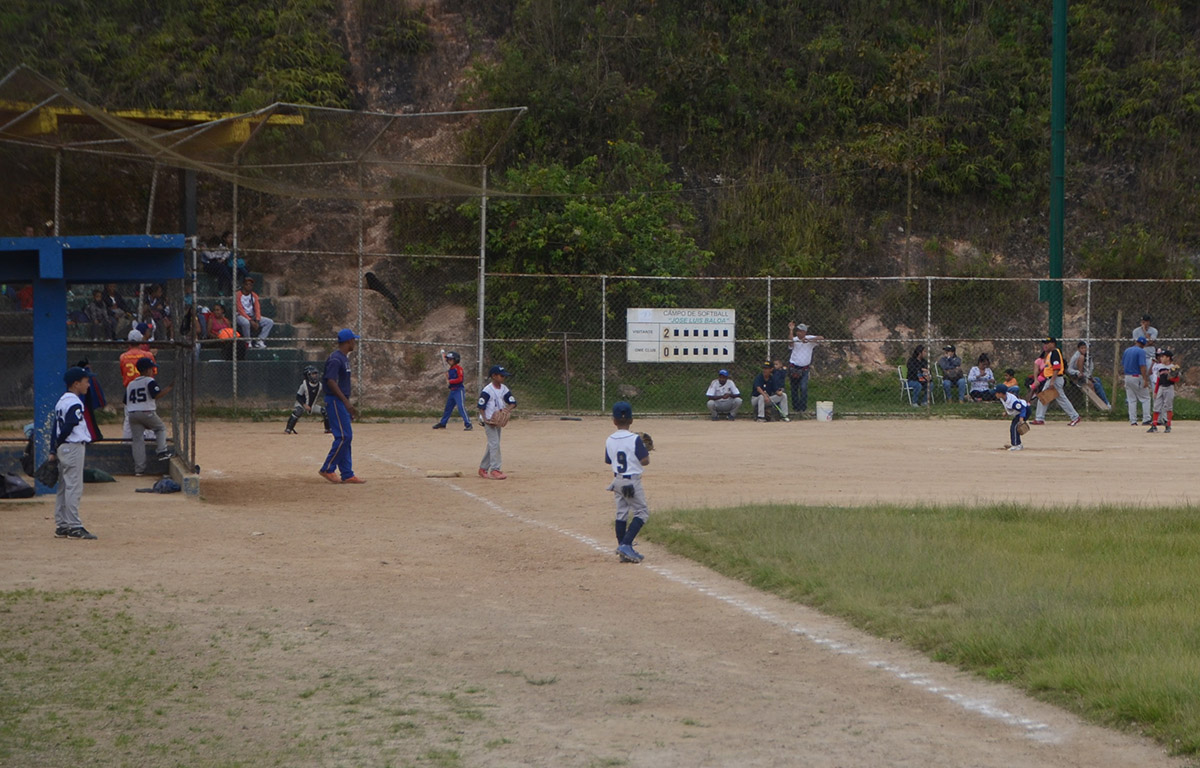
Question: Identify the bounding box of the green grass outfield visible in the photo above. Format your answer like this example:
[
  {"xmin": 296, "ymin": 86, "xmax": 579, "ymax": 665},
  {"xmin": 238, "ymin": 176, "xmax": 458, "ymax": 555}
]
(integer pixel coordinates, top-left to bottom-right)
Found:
[{"xmin": 644, "ymin": 502, "xmax": 1200, "ymax": 756}]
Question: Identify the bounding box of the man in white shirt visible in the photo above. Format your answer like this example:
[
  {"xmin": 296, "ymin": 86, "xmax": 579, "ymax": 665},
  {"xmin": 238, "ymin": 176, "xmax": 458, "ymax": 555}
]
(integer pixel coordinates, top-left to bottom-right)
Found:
[
  {"xmin": 1132, "ymin": 314, "xmax": 1158, "ymax": 370},
  {"xmin": 704, "ymin": 369, "xmax": 742, "ymax": 420},
  {"xmin": 787, "ymin": 321, "xmax": 825, "ymax": 415}
]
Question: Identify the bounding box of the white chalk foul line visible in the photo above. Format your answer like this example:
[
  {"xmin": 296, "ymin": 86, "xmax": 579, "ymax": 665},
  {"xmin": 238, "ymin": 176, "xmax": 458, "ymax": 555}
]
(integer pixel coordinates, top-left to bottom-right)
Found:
[{"xmin": 374, "ymin": 454, "xmax": 1058, "ymax": 743}]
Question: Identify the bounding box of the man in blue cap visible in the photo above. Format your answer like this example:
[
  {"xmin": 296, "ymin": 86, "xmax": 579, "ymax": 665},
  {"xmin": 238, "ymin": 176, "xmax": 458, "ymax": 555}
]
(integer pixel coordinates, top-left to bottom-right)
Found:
[
  {"xmin": 1121, "ymin": 335, "xmax": 1152, "ymax": 426},
  {"xmin": 705, "ymin": 368, "xmax": 742, "ymax": 420},
  {"xmin": 319, "ymin": 329, "xmax": 364, "ymax": 484}
]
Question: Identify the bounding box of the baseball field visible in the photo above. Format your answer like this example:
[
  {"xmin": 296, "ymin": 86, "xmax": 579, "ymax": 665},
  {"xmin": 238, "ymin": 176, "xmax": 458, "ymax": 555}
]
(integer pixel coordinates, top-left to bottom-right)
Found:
[{"xmin": 1, "ymin": 416, "xmax": 1195, "ymax": 767}]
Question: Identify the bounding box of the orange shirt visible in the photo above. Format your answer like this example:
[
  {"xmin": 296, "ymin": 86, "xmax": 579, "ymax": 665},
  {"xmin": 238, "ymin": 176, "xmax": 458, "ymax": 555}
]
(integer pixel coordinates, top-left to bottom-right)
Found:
[{"xmin": 119, "ymin": 347, "xmax": 156, "ymax": 387}]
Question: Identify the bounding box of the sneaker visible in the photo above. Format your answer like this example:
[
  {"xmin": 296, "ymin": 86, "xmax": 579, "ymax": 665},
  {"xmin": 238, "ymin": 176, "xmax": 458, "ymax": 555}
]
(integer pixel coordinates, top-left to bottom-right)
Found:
[
  {"xmin": 616, "ymin": 544, "xmax": 643, "ymax": 563},
  {"xmin": 781, "ymin": 417, "xmax": 791, "ymax": 422},
  {"xmin": 755, "ymin": 417, "xmax": 766, "ymax": 422},
  {"xmin": 63, "ymin": 527, "xmax": 97, "ymax": 540},
  {"xmin": 727, "ymin": 413, "xmax": 736, "ymax": 421},
  {"xmin": 54, "ymin": 527, "xmax": 70, "ymax": 538},
  {"xmin": 478, "ymin": 468, "xmax": 489, "ymax": 478},
  {"xmin": 489, "ymin": 469, "xmax": 508, "ymax": 480},
  {"xmin": 711, "ymin": 415, "xmax": 720, "ymax": 421},
  {"xmin": 432, "ymin": 423, "xmax": 446, "ymax": 429},
  {"xmin": 1008, "ymin": 444, "xmax": 1024, "ymax": 451},
  {"xmin": 1147, "ymin": 425, "xmax": 1158, "ymax": 433},
  {"xmin": 1028, "ymin": 420, "xmax": 1045, "ymax": 426},
  {"xmin": 464, "ymin": 424, "xmax": 473, "ymax": 431},
  {"xmin": 1131, "ymin": 422, "xmax": 1139, "ymax": 426},
  {"xmin": 285, "ymin": 428, "xmax": 296, "ymax": 434},
  {"xmin": 255, "ymin": 340, "xmax": 267, "ymax": 349},
  {"xmin": 1143, "ymin": 421, "xmax": 1153, "ymax": 426},
  {"xmin": 318, "ymin": 470, "xmax": 340, "ymax": 483},
  {"xmin": 1165, "ymin": 425, "xmax": 1172, "ymax": 433},
  {"xmin": 341, "ymin": 476, "xmax": 366, "ymax": 484},
  {"xmin": 1068, "ymin": 417, "xmax": 1081, "ymax": 427},
  {"xmin": 156, "ymin": 449, "xmax": 175, "ymax": 460},
  {"xmin": 134, "ymin": 471, "xmax": 144, "ymax": 477}
]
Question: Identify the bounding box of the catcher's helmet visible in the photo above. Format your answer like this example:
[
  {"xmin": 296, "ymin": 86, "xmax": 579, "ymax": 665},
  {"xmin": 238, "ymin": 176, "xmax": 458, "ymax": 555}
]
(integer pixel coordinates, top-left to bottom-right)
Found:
[
  {"xmin": 304, "ymin": 365, "xmax": 321, "ymax": 381},
  {"xmin": 444, "ymin": 350, "xmax": 461, "ymax": 363}
]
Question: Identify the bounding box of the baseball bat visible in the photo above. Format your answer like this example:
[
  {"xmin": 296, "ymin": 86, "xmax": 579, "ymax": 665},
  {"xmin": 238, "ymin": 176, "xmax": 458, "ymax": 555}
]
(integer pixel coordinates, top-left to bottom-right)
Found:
[{"xmin": 769, "ymin": 397, "xmax": 789, "ymax": 421}]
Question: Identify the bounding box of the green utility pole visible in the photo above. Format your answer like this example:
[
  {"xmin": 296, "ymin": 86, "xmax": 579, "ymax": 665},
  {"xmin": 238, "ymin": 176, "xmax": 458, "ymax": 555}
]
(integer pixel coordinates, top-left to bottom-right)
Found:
[{"xmin": 1048, "ymin": 0, "xmax": 1067, "ymax": 337}]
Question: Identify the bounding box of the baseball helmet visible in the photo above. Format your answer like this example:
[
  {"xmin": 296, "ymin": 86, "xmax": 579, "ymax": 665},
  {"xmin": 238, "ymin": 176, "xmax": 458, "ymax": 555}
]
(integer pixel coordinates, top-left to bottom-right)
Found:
[
  {"xmin": 304, "ymin": 365, "xmax": 321, "ymax": 382},
  {"xmin": 444, "ymin": 350, "xmax": 461, "ymax": 363}
]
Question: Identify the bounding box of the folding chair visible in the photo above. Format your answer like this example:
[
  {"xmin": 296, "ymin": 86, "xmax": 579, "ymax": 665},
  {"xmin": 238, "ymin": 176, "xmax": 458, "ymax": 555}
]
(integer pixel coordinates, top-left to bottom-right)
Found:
[{"xmin": 898, "ymin": 366, "xmax": 914, "ymax": 405}]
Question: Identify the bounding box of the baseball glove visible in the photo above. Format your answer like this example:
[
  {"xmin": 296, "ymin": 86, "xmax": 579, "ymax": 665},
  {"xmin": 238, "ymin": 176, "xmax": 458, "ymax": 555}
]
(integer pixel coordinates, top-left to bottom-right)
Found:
[
  {"xmin": 1016, "ymin": 421, "xmax": 1030, "ymax": 436},
  {"xmin": 34, "ymin": 458, "xmax": 59, "ymax": 487},
  {"xmin": 620, "ymin": 483, "xmax": 636, "ymax": 499},
  {"xmin": 488, "ymin": 408, "xmax": 512, "ymax": 428},
  {"xmin": 640, "ymin": 432, "xmax": 654, "ymax": 451}
]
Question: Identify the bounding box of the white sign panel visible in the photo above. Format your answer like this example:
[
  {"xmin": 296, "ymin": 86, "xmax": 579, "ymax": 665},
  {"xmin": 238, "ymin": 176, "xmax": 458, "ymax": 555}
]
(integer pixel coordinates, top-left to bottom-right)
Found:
[{"xmin": 626, "ymin": 308, "xmax": 736, "ymax": 363}]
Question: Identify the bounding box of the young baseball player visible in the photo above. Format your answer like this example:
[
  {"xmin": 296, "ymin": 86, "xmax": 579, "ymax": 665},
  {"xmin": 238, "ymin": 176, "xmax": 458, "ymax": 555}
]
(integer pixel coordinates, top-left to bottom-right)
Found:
[
  {"xmin": 997, "ymin": 384, "xmax": 1030, "ymax": 451},
  {"xmin": 1148, "ymin": 349, "xmax": 1180, "ymax": 433},
  {"xmin": 477, "ymin": 365, "xmax": 516, "ymax": 479},
  {"xmin": 319, "ymin": 329, "xmax": 364, "ymax": 484},
  {"xmin": 286, "ymin": 365, "xmax": 329, "ymax": 434},
  {"xmin": 433, "ymin": 350, "xmax": 472, "ymax": 430},
  {"xmin": 51, "ymin": 367, "xmax": 97, "ymax": 539},
  {"xmin": 126, "ymin": 357, "xmax": 175, "ymax": 476},
  {"xmin": 605, "ymin": 401, "xmax": 651, "ymax": 563}
]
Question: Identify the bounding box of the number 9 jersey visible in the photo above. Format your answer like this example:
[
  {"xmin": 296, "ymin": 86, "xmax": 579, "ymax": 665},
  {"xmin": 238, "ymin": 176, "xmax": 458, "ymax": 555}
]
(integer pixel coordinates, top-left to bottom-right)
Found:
[{"xmin": 604, "ymin": 429, "xmax": 650, "ymax": 477}]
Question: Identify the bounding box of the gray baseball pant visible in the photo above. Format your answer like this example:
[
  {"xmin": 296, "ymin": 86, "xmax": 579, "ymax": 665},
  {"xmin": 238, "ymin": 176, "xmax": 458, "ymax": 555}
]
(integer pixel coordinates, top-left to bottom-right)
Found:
[
  {"xmin": 1034, "ymin": 375, "xmax": 1078, "ymax": 420},
  {"xmin": 707, "ymin": 398, "xmax": 742, "ymax": 418},
  {"xmin": 128, "ymin": 410, "xmax": 168, "ymax": 474},
  {"xmin": 607, "ymin": 474, "xmax": 649, "ymax": 523},
  {"xmin": 480, "ymin": 424, "xmax": 503, "ymax": 471},
  {"xmin": 1124, "ymin": 375, "xmax": 1151, "ymax": 423},
  {"xmin": 54, "ymin": 442, "xmax": 86, "ymax": 530}
]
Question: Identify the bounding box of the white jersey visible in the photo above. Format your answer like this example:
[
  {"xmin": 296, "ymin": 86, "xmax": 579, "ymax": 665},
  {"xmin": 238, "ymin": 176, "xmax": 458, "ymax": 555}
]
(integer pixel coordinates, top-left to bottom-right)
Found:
[
  {"xmin": 1000, "ymin": 390, "xmax": 1028, "ymax": 415},
  {"xmin": 706, "ymin": 378, "xmax": 740, "ymax": 398},
  {"xmin": 605, "ymin": 429, "xmax": 649, "ymax": 477},
  {"xmin": 53, "ymin": 392, "xmax": 91, "ymax": 446},
  {"xmin": 478, "ymin": 382, "xmax": 516, "ymax": 420},
  {"xmin": 125, "ymin": 375, "xmax": 163, "ymax": 412}
]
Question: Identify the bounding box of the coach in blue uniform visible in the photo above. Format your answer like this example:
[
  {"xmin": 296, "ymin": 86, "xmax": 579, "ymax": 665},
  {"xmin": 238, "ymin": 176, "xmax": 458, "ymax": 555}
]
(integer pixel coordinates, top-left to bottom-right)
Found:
[{"xmin": 319, "ymin": 329, "xmax": 365, "ymax": 484}]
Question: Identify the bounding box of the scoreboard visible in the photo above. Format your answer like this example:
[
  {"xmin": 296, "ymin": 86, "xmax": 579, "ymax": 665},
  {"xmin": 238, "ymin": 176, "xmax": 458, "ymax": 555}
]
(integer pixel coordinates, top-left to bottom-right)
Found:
[{"xmin": 626, "ymin": 308, "xmax": 736, "ymax": 363}]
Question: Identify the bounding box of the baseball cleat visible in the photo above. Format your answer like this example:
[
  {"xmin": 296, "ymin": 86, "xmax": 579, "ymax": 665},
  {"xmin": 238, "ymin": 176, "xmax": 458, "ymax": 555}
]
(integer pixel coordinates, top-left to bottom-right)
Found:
[
  {"xmin": 1147, "ymin": 425, "xmax": 1158, "ymax": 433},
  {"xmin": 1068, "ymin": 417, "xmax": 1081, "ymax": 426},
  {"xmin": 1028, "ymin": 420, "xmax": 1045, "ymax": 425},
  {"xmin": 341, "ymin": 476, "xmax": 366, "ymax": 484},
  {"xmin": 464, "ymin": 424, "xmax": 473, "ymax": 430},
  {"xmin": 478, "ymin": 468, "xmax": 489, "ymax": 478},
  {"xmin": 62, "ymin": 527, "xmax": 97, "ymax": 539},
  {"xmin": 1165, "ymin": 425, "xmax": 1172, "ymax": 433},
  {"xmin": 432, "ymin": 423, "xmax": 446, "ymax": 429},
  {"xmin": 1008, "ymin": 445, "xmax": 1024, "ymax": 451},
  {"xmin": 489, "ymin": 469, "xmax": 508, "ymax": 480},
  {"xmin": 318, "ymin": 470, "xmax": 340, "ymax": 483},
  {"xmin": 616, "ymin": 544, "xmax": 642, "ymax": 563},
  {"xmin": 285, "ymin": 428, "xmax": 296, "ymax": 434}
]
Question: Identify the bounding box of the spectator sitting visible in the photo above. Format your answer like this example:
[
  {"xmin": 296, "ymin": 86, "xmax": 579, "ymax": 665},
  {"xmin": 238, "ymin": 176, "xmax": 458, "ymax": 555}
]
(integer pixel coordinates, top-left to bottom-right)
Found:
[
  {"xmin": 1003, "ymin": 368, "xmax": 1019, "ymax": 391},
  {"xmin": 144, "ymin": 283, "xmax": 173, "ymax": 339},
  {"xmin": 15, "ymin": 283, "xmax": 33, "ymax": 310},
  {"xmin": 235, "ymin": 277, "xmax": 274, "ymax": 349},
  {"xmin": 207, "ymin": 304, "xmax": 232, "ymax": 338},
  {"xmin": 1068, "ymin": 341, "xmax": 1110, "ymax": 406},
  {"xmin": 937, "ymin": 344, "xmax": 968, "ymax": 403},
  {"xmin": 751, "ymin": 360, "xmax": 789, "ymax": 422},
  {"xmin": 967, "ymin": 353, "xmax": 997, "ymax": 401},
  {"xmin": 102, "ymin": 283, "xmax": 134, "ymax": 339},
  {"xmin": 705, "ymin": 368, "xmax": 743, "ymax": 421},
  {"xmin": 83, "ymin": 288, "xmax": 114, "ymax": 340},
  {"xmin": 905, "ymin": 345, "xmax": 930, "ymax": 406}
]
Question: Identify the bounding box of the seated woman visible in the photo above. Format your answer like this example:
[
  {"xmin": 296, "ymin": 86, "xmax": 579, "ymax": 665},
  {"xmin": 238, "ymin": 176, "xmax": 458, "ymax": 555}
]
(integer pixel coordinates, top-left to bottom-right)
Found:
[
  {"xmin": 968, "ymin": 353, "xmax": 997, "ymax": 401},
  {"xmin": 905, "ymin": 345, "xmax": 931, "ymax": 406}
]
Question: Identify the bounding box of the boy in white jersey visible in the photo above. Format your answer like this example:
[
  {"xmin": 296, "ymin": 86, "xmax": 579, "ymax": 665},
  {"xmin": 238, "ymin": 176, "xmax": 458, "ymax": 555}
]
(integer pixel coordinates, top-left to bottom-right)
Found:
[
  {"xmin": 605, "ymin": 401, "xmax": 652, "ymax": 563},
  {"xmin": 477, "ymin": 365, "xmax": 517, "ymax": 479},
  {"xmin": 51, "ymin": 367, "xmax": 97, "ymax": 539},
  {"xmin": 996, "ymin": 384, "xmax": 1030, "ymax": 451},
  {"xmin": 126, "ymin": 357, "xmax": 174, "ymax": 476}
]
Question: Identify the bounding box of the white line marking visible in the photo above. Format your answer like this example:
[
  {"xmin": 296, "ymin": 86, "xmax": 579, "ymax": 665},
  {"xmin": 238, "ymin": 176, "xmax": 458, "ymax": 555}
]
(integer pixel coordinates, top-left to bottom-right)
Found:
[{"xmin": 372, "ymin": 454, "xmax": 1059, "ymax": 743}]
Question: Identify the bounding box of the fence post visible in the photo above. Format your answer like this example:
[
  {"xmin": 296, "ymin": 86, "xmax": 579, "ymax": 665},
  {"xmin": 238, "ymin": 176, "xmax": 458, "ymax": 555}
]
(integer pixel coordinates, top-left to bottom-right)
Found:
[
  {"xmin": 766, "ymin": 275, "xmax": 772, "ymax": 360},
  {"xmin": 926, "ymin": 277, "xmax": 933, "ymax": 408},
  {"xmin": 231, "ymin": 175, "xmax": 238, "ymax": 408},
  {"xmin": 601, "ymin": 274, "xmax": 607, "ymax": 413}
]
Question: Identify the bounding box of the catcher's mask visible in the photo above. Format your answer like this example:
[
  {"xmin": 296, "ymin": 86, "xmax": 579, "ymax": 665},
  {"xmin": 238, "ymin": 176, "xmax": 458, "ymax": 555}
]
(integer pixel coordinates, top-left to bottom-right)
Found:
[{"xmin": 304, "ymin": 365, "xmax": 321, "ymax": 384}]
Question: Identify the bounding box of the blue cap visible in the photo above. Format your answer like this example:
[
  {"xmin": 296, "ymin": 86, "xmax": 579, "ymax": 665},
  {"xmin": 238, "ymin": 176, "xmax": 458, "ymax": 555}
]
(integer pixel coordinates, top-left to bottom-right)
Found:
[
  {"xmin": 488, "ymin": 365, "xmax": 509, "ymax": 377},
  {"xmin": 612, "ymin": 401, "xmax": 633, "ymax": 420},
  {"xmin": 337, "ymin": 328, "xmax": 360, "ymax": 343},
  {"xmin": 1137, "ymin": 336, "xmax": 1147, "ymax": 344},
  {"xmin": 63, "ymin": 366, "xmax": 88, "ymax": 386},
  {"xmin": 718, "ymin": 369, "xmax": 729, "ymax": 376},
  {"xmin": 995, "ymin": 384, "xmax": 1009, "ymax": 395}
]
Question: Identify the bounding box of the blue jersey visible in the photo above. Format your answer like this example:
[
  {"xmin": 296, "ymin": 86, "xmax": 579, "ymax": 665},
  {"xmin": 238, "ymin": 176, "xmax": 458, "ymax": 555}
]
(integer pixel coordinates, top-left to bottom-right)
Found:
[
  {"xmin": 1121, "ymin": 345, "xmax": 1146, "ymax": 376},
  {"xmin": 324, "ymin": 349, "xmax": 351, "ymax": 398}
]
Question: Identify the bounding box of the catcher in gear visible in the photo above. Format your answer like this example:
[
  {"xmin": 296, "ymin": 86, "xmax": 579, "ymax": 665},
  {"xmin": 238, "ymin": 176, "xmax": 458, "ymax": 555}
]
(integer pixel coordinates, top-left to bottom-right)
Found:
[
  {"xmin": 477, "ymin": 365, "xmax": 516, "ymax": 479},
  {"xmin": 286, "ymin": 365, "xmax": 329, "ymax": 434},
  {"xmin": 605, "ymin": 401, "xmax": 652, "ymax": 563}
]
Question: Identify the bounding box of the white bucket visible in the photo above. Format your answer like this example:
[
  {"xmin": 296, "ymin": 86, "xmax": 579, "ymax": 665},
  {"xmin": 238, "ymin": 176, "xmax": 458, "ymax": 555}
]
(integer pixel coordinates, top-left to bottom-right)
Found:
[{"xmin": 815, "ymin": 401, "xmax": 833, "ymax": 421}]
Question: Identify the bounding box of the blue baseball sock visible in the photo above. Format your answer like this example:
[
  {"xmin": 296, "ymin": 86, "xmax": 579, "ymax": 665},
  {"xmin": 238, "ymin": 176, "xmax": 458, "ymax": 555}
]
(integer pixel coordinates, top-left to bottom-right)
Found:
[
  {"xmin": 615, "ymin": 520, "xmax": 627, "ymax": 544},
  {"xmin": 621, "ymin": 518, "xmax": 644, "ymax": 547}
]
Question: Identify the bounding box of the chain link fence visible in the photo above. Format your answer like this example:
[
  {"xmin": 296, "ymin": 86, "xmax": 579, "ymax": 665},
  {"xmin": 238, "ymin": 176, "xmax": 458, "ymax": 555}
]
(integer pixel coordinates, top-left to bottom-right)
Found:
[{"xmin": 3, "ymin": 273, "xmax": 1197, "ymax": 423}]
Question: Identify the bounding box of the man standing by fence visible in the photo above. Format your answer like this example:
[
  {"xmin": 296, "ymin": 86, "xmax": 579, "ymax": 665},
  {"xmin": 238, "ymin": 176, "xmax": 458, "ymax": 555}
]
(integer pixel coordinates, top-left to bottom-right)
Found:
[
  {"xmin": 1122, "ymin": 336, "xmax": 1152, "ymax": 426},
  {"xmin": 787, "ymin": 321, "xmax": 824, "ymax": 416}
]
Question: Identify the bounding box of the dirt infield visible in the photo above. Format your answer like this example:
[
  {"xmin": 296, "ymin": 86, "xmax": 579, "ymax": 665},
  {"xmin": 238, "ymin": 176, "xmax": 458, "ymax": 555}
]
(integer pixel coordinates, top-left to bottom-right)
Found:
[{"xmin": 2, "ymin": 417, "xmax": 1193, "ymax": 767}]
